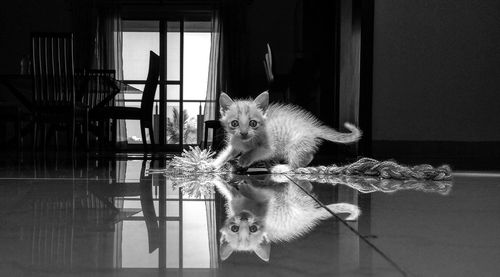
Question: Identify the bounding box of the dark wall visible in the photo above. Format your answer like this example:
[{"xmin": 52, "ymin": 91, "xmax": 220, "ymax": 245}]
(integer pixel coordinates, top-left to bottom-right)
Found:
[
  {"xmin": 0, "ymin": 0, "xmax": 73, "ymax": 74},
  {"xmin": 245, "ymin": 0, "xmax": 341, "ymax": 130},
  {"xmin": 372, "ymin": 0, "xmax": 500, "ymax": 142},
  {"xmin": 245, "ymin": 0, "xmax": 296, "ymax": 95}
]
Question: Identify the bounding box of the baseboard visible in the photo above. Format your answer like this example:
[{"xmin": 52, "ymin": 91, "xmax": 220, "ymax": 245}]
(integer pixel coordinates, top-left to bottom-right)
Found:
[{"xmin": 371, "ymin": 140, "xmax": 500, "ymax": 170}]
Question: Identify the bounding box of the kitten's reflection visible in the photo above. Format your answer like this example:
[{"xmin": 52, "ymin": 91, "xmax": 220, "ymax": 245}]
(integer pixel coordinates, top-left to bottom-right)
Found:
[
  {"xmin": 212, "ymin": 174, "xmax": 360, "ymax": 262},
  {"xmin": 165, "ymin": 171, "xmax": 453, "ymax": 262}
]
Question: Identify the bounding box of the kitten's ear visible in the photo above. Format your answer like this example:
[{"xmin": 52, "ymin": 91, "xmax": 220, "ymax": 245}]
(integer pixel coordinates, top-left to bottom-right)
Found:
[
  {"xmin": 254, "ymin": 91, "xmax": 269, "ymax": 112},
  {"xmin": 219, "ymin": 92, "xmax": 234, "ymax": 114},
  {"xmin": 254, "ymin": 237, "xmax": 271, "ymax": 262},
  {"xmin": 219, "ymin": 237, "xmax": 234, "ymax": 261}
]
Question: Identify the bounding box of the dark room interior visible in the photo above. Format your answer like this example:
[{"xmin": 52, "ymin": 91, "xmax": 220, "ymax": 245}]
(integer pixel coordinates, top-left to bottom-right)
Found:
[{"xmin": 0, "ymin": 0, "xmax": 499, "ymax": 276}]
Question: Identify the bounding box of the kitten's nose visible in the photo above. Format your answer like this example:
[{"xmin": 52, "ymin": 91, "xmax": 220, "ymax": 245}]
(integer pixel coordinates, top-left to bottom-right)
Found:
[{"xmin": 240, "ymin": 132, "xmax": 248, "ymax": 138}]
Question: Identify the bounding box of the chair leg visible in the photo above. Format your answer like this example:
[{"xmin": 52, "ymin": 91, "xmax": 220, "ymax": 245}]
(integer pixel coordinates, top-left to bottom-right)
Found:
[
  {"xmin": 104, "ymin": 120, "xmax": 110, "ymax": 145},
  {"xmin": 149, "ymin": 123, "xmax": 155, "ymax": 148},
  {"xmin": 105, "ymin": 119, "xmax": 112, "ymax": 147},
  {"xmin": 204, "ymin": 125, "xmax": 209, "ymax": 149},
  {"xmin": 55, "ymin": 129, "xmax": 59, "ymax": 152},
  {"xmin": 104, "ymin": 119, "xmax": 112, "ymax": 148},
  {"xmin": 20, "ymin": 120, "xmax": 33, "ymax": 153},
  {"xmin": 15, "ymin": 110, "xmax": 21, "ymax": 153},
  {"xmin": 33, "ymin": 121, "xmax": 38, "ymax": 152},
  {"xmin": 66, "ymin": 122, "xmax": 72, "ymax": 150},
  {"xmin": 140, "ymin": 120, "xmax": 148, "ymax": 152},
  {"xmin": 98, "ymin": 120, "xmax": 108, "ymax": 150},
  {"xmin": 40, "ymin": 122, "xmax": 47, "ymax": 152},
  {"xmin": 71, "ymin": 119, "xmax": 76, "ymax": 150},
  {"xmin": 111, "ymin": 119, "xmax": 117, "ymax": 148},
  {"xmin": 39, "ymin": 123, "xmax": 44, "ymax": 151},
  {"xmin": 83, "ymin": 112, "xmax": 89, "ymax": 150},
  {"xmin": 46, "ymin": 124, "xmax": 56, "ymax": 150}
]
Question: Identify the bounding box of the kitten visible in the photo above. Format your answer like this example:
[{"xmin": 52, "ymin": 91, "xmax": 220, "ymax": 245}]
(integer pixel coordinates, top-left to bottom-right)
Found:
[
  {"xmin": 211, "ymin": 91, "xmax": 361, "ymax": 173},
  {"xmin": 214, "ymin": 174, "xmax": 360, "ymax": 262}
]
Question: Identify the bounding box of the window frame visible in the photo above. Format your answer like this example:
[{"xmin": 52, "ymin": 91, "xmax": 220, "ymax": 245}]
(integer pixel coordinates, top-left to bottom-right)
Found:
[{"xmin": 121, "ymin": 10, "xmax": 214, "ymax": 151}]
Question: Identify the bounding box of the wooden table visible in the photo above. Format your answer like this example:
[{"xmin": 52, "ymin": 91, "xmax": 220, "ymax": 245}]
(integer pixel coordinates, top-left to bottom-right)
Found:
[
  {"xmin": 0, "ymin": 74, "xmax": 142, "ymax": 149},
  {"xmin": 0, "ymin": 74, "xmax": 141, "ymax": 112}
]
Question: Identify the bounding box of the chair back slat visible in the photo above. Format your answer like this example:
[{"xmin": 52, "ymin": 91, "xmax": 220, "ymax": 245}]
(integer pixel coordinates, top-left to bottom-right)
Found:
[
  {"xmin": 141, "ymin": 51, "xmax": 160, "ymax": 117},
  {"xmin": 31, "ymin": 33, "xmax": 75, "ymax": 108}
]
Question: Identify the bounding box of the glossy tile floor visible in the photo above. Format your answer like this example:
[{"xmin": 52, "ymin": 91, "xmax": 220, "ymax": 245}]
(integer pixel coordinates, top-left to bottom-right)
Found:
[{"xmin": 0, "ymin": 153, "xmax": 499, "ymax": 276}]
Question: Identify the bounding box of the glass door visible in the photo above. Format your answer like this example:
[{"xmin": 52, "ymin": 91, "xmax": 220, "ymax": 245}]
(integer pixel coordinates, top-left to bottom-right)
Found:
[
  {"xmin": 122, "ymin": 15, "xmax": 212, "ymax": 151},
  {"xmin": 122, "ymin": 20, "xmax": 160, "ymax": 146}
]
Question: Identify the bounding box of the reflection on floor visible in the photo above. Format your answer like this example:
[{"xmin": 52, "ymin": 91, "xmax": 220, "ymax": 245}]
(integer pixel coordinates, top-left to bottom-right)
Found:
[{"xmin": 0, "ymin": 153, "xmax": 499, "ymax": 276}]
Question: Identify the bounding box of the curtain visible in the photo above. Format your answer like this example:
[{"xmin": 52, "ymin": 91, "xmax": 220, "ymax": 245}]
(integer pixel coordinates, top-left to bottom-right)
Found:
[
  {"xmin": 203, "ymin": 1, "xmax": 246, "ymax": 147},
  {"xmin": 92, "ymin": 5, "xmax": 127, "ymax": 146},
  {"xmin": 203, "ymin": 9, "xmax": 221, "ymax": 145}
]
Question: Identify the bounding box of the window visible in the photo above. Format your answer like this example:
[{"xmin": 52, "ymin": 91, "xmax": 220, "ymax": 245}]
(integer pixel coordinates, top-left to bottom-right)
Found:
[
  {"xmin": 122, "ymin": 17, "xmax": 212, "ymax": 149},
  {"xmin": 117, "ymin": 160, "xmax": 217, "ymax": 269}
]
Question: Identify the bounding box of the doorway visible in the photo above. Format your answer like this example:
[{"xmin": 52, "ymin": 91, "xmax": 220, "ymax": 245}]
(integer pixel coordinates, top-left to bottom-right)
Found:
[{"xmin": 121, "ymin": 15, "xmax": 212, "ymax": 151}]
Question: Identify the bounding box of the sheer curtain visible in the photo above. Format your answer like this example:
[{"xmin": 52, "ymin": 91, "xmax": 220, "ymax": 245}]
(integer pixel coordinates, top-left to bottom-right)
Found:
[
  {"xmin": 92, "ymin": 5, "xmax": 127, "ymax": 146},
  {"xmin": 203, "ymin": 1, "xmax": 246, "ymax": 146},
  {"xmin": 203, "ymin": 9, "xmax": 221, "ymax": 145}
]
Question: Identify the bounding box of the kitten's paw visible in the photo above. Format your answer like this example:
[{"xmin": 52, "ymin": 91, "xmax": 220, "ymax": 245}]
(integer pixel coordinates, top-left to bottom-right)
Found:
[
  {"xmin": 270, "ymin": 164, "xmax": 292, "ymax": 174},
  {"xmin": 228, "ymin": 160, "xmax": 248, "ymax": 173},
  {"xmin": 209, "ymin": 161, "xmax": 221, "ymax": 170},
  {"xmin": 237, "ymin": 156, "xmax": 253, "ymax": 168}
]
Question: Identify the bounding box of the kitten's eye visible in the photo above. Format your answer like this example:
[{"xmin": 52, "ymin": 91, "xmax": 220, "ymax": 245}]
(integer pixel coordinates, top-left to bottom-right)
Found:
[
  {"xmin": 230, "ymin": 120, "xmax": 239, "ymax": 128},
  {"xmin": 249, "ymin": 225, "xmax": 258, "ymax": 233},
  {"xmin": 249, "ymin": 120, "xmax": 258, "ymax": 128},
  {"xmin": 230, "ymin": 225, "xmax": 239, "ymax": 232}
]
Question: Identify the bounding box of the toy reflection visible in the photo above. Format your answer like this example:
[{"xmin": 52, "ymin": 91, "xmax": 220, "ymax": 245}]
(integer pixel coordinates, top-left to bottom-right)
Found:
[
  {"xmin": 212, "ymin": 174, "xmax": 360, "ymax": 262},
  {"xmin": 288, "ymin": 174, "xmax": 453, "ymax": 195}
]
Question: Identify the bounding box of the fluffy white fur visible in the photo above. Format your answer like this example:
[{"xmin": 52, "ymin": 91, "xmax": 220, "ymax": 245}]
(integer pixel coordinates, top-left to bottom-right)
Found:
[
  {"xmin": 211, "ymin": 91, "xmax": 362, "ymax": 172},
  {"xmin": 215, "ymin": 175, "xmax": 360, "ymax": 262}
]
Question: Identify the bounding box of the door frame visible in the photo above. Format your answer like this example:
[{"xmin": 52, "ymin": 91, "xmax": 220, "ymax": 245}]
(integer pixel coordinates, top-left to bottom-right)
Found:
[{"xmin": 121, "ymin": 9, "xmax": 213, "ymax": 152}]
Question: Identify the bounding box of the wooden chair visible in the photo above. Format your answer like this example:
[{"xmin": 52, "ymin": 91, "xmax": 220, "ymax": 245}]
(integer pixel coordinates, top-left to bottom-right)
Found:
[
  {"xmin": 90, "ymin": 51, "xmax": 159, "ymax": 151},
  {"xmin": 31, "ymin": 32, "xmax": 88, "ymax": 151},
  {"xmin": 203, "ymin": 120, "xmax": 221, "ymax": 149}
]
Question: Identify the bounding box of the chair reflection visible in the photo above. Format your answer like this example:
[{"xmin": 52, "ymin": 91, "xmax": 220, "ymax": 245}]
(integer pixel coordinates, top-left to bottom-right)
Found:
[
  {"xmin": 87, "ymin": 158, "xmax": 161, "ymax": 253},
  {"xmin": 0, "ymin": 157, "xmax": 165, "ymax": 270}
]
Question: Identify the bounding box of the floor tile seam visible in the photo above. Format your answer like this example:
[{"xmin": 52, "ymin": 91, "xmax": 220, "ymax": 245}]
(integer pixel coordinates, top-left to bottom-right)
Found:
[
  {"xmin": 453, "ymin": 172, "xmax": 500, "ymax": 177},
  {"xmin": 0, "ymin": 177, "xmax": 143, "ymax": 181},
  {"xmin": 284, "ymin": 174, "xmax": 409, "ymax": 277}
]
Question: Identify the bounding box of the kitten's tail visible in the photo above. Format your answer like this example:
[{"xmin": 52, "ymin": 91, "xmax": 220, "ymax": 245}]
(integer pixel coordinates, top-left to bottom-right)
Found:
[
  {"xmin": 318, "ymin": 122, "xmax": 362, "ymax": 144},
  {"xmin": 322, "ymin": 203, "xmax": 361, "ymax": 221}
]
